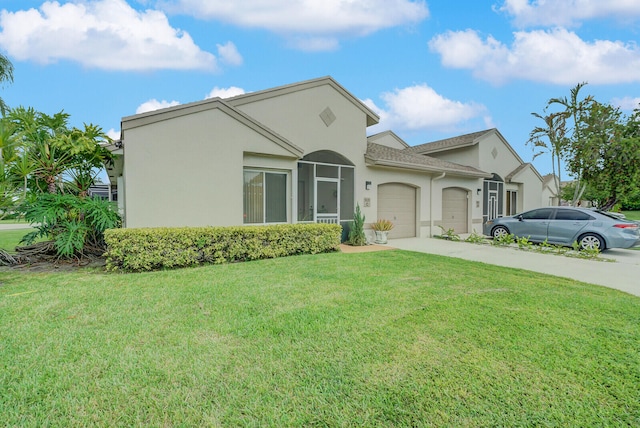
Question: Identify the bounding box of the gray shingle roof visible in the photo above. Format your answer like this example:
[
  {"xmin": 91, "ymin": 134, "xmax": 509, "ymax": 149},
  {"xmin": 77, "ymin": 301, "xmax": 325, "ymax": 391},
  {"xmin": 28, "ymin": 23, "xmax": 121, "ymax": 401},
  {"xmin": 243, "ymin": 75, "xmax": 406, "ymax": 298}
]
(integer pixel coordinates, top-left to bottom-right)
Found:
[
  {"xmin": 405, "ymin": 129, "xmax": 495, "ymax": 155},
  {"xmin": 365, "ymin": 142, "xmax": 490, "ymax": 177}
]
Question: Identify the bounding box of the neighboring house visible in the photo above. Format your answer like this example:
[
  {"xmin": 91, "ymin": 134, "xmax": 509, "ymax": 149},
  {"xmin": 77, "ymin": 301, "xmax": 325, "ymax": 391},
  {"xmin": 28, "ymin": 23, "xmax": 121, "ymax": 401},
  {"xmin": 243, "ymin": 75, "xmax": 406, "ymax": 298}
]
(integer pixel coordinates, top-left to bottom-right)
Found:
[
  {"xmin": 542, "ymin": 174, "xmax": 560, "ymax": 206},
  {"xmin": 406, "ymin": 129, "xmax": 544, "ymax": 226},
  {"xmin": 109, "ymin": 76, "xmax": 543, "ymax": 237}
]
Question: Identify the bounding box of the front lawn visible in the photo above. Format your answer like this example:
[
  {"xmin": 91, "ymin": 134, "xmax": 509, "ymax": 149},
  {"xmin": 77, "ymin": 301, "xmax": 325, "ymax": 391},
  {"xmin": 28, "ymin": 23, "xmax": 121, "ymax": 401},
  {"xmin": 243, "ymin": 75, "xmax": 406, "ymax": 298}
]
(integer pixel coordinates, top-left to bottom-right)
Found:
[
  {"xmin": 1, "ymin": 251, "xmax": 638, "ymax": 426},
  {"xmin": 623, "ymin": 210, "xmax": 640, "ymax": 221},
  {"xmin": 0, "ymin": 228, "xmax": 33, "ymax": 251}
]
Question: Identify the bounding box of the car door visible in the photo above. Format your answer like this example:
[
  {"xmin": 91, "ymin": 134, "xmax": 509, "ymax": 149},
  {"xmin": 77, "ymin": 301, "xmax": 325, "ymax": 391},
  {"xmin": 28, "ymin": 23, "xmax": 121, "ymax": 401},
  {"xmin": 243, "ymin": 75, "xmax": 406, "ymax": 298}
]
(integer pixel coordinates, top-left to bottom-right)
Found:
[
  {"xmin": 511, "ymin": 208, "xmax": 554, "ymax": 242},
  {"xmin": 546, "ymin": 208, "xmax": 592, "ymax": 245}
]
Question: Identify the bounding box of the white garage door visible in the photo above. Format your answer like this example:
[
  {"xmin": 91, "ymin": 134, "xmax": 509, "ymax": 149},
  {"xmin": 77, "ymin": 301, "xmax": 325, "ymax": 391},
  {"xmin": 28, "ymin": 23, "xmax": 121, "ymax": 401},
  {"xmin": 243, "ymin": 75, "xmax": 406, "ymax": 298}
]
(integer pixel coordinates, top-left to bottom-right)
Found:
[
  {"xmin": 442, "ymin": 188, "xmax": 468, "ymax": 234},
  {"xmin": 377, "ymin": 183, "xmax": 416, "ymax": 239}
]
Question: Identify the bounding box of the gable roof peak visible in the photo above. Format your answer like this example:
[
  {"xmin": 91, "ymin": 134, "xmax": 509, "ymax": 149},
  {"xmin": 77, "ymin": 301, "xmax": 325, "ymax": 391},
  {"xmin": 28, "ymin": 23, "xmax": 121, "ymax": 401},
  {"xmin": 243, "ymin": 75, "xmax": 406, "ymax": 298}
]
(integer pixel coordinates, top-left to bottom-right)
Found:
[
  {"xmin": 226, "ymin": 75, "xmax": 380, "ymax": 127},
  {"xmin": 405, "ymin": 128, "xmax": 498, "ymax": 154}
]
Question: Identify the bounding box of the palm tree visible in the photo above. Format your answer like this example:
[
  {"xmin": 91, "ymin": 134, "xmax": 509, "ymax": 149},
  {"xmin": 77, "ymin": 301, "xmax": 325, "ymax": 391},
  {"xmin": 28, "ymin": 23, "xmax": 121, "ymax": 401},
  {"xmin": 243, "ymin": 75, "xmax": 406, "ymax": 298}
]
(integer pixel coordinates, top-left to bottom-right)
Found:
[
  {"xmin": 7, "ymin": 107, "xmax": 71, "ymax": 194},
  {"xmin": 548, "ymin": 82, "xmax": 595, "ymax": 205},
  {"xmin": 0, "ymin": 53, "xmax": 14, "ymax": 115},
  {"xmin": 528, "ymin": 110, "xmax": 567, "ymax": 200}
]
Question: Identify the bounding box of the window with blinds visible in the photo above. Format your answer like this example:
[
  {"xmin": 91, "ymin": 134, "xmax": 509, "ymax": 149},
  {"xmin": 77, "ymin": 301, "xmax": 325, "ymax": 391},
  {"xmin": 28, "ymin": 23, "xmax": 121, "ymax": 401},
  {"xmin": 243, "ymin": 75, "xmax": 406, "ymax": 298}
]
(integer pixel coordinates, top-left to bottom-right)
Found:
[{"xmin": 243, "ymin": 170, "xmax": 287, "ymax": 224}]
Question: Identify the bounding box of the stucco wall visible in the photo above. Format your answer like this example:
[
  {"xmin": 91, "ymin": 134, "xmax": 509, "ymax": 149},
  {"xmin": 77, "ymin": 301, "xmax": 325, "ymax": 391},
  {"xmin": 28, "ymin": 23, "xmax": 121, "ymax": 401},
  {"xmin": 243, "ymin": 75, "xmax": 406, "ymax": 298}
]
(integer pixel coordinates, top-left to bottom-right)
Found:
[
  {"xmin": 514, "ymin": 167, "xmax": 544, "ymax": 212},
  {"xmin": 426, "ymin": 145, "xmax": 480, "ymax": 169},
  {"xmin": 123, "ymin": 108, "xmax": 297, "ymax": 228}
]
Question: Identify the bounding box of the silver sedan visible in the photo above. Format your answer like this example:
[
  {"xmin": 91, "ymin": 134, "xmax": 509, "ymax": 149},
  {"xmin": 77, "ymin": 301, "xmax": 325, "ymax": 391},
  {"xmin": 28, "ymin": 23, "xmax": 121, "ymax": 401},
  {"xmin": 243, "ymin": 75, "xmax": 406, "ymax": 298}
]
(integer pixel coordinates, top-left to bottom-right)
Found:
[{"xmin": 483, "ymin": 207, "xmax": 640, "ymax": 251}]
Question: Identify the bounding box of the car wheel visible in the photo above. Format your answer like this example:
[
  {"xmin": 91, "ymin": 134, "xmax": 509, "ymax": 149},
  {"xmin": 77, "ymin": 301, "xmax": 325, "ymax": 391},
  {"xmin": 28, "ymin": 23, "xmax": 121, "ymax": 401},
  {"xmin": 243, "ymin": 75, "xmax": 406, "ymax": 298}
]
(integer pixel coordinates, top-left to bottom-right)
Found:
[
  {"xmin": 579, "ymin": 233, "xmax": 605, "ymax": 251},
  {"xmin": 491, "ymin": 225, "xmax": 510, "ymax": 239}
]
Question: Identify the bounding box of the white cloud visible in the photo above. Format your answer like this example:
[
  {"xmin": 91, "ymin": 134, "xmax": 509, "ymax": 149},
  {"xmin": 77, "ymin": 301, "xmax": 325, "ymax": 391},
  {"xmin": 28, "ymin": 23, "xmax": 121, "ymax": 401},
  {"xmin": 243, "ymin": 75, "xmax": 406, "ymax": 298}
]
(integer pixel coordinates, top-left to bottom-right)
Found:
[
  {"xmin": 106, "ymin": 128, "xmax": 121, "ymax": 140},
  {"xmin": 611, "ymin": 96, "xmax": 640, "ymax": 111},
  {"xmin": 157, "ymin": 0, "xmax": 429, "ymax": 50},
  {"xmin": 363, "ymin": 84, "xmax": 488, "ymax": 133},
  {"xmin": 136, "ymin": 99, "xmax": 181, "ymax": 114},
  {"xmin": 0, "ymin": 0, "xmax": 218, "ymax": 71},
  {"xmin": 138, "ymin": 85, "xmax": 246, "ymax": 113},
  {"xmin": 429, "ymin": 28, "xmax": 640, "ymax": 85},
  {"xmin": 496, "ymin": 0, "xmax": 640, "ymax": 27},
  {"xmin": 205, "ymin": 86, "xmax": 246, "ymax": 99},
  {"xmin": 216, "ymin": 41, "xmax": 243, "ymax": 66}
]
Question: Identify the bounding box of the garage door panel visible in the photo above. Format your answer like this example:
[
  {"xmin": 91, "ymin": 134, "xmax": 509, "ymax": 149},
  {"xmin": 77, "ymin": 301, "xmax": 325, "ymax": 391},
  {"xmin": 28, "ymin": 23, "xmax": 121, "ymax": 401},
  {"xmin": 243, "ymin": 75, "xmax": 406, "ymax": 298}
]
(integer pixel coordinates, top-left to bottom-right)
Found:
[
  {"xmin": 442, "ymin": 188, "xmax": 468, "ymax": 234},
  {"xmin": 378, "ymin": 183, "xmax": 416, "ymax": 239}
]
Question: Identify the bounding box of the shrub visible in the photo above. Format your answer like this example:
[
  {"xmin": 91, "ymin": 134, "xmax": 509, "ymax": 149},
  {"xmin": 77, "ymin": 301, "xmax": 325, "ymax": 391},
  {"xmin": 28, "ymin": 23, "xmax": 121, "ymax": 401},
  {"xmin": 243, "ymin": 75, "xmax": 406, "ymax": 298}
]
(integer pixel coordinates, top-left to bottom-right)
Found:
[
  {"xmin": 464, "ymin": 230, "xmax": 486, "ymax": 244},
  {"xmin": 346, "ymin": 204, "xmax": 366, "ymax": 246},
  {"xmin": 371, "ymin": 219, "xmax": 394, "ymax": 231},
  {"xmin": 437, "ymin": 226, "xmax": 460, "ymax": 241},
  {"xmin": 20, "ymin": 193, "xmax": 121, "ymax": 257},
  {"xmin": 491, "ymin": 233, "xmax": 515, "ymax": 246},
  {"xmin": 104, "ymin": 223, "xmax": 341, "ymax": 272},
  {"xmin": 516, "ymin": 236, "xmax": 534, "ymax": 250}
]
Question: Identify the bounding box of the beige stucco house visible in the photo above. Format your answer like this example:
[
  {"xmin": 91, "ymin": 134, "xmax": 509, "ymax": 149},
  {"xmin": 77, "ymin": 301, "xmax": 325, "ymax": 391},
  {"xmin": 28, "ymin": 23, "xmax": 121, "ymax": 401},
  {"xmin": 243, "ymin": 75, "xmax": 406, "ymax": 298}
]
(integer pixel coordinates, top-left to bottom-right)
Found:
[{"xmin": 108, "ymin": 76, "xmax": 543, "ymax": 238}]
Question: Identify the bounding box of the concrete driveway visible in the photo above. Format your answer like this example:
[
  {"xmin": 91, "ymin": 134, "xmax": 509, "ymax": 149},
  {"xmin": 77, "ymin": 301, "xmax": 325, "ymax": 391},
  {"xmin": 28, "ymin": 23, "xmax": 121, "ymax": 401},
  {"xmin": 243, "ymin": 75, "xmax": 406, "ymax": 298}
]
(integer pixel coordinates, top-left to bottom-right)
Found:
[{"xmin": 388, "ymin": 237, "xmax": 640, "ymax": 297}]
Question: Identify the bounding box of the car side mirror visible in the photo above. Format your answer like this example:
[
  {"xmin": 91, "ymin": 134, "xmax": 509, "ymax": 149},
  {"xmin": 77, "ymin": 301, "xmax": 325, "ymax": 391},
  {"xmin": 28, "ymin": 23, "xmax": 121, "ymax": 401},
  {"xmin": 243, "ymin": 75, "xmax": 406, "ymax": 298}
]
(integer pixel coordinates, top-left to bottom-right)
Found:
[{"xmin": 517, "ymin": 215, "xmax": 523, "ymax": 221}]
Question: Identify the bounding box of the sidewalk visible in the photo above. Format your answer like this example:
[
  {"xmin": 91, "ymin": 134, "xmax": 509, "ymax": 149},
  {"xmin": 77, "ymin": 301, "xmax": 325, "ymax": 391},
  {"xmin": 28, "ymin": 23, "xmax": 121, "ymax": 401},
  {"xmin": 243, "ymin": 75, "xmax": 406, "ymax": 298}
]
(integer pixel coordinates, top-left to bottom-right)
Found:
[
  {"xmin": 0, "ymin": 223, "xmax": 32, "ymax": 230},
  {"xmin": 386, "ymin": 237, "xmax": 640, "ymax": 297}
]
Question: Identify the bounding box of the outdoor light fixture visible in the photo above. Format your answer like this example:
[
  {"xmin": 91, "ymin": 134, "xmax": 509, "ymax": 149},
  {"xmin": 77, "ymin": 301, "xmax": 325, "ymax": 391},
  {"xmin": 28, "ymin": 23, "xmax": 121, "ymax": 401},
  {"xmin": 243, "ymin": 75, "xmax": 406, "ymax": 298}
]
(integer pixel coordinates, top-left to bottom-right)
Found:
[
  {"xmin": 365, "ymin": 181, "xmax": 372, "ymax": 190},
  {"xmin": 477, "ymin": 188, "xmax": 481, "ymax": 195}
]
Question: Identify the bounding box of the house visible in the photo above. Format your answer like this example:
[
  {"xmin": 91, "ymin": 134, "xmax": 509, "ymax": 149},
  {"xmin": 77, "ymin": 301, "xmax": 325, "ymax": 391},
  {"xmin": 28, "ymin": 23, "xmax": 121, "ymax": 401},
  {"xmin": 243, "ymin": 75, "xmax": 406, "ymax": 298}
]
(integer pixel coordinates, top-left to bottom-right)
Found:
[
  {"xmin": 406, "ymin": 129, "xmax": 544, "ymax": 225},
  {"xmin": 541, "ymin": 174, "xmax": 560, "ymax": 206},
  {"xmin": 109, "ymin": 76, "xmax": 543, "ymax": 238}
]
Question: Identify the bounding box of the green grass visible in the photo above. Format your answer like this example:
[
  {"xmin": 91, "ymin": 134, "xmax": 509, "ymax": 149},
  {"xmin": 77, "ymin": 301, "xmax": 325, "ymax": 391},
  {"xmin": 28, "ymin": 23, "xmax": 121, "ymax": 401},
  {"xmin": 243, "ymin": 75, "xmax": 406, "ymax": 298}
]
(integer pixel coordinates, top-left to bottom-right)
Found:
[
  {"xmin": 0, "ymin": 228, "xmax": 33, "ymax": 251},
  {"xmin": 622, "ymin": 210, "xmax": 640, "ymax": 221},
  {"xmin": 1, "ymin": 251, "xmax": 639, "ymax": 426}
]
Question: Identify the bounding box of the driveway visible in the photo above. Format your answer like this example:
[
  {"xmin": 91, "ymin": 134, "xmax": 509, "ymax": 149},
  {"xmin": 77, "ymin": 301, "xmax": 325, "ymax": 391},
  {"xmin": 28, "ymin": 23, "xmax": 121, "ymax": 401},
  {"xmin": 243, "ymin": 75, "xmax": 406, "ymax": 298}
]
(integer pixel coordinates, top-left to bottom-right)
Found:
[{"xmin": 388, "ymin": 237, "xmax": 640, "ymax": 297}]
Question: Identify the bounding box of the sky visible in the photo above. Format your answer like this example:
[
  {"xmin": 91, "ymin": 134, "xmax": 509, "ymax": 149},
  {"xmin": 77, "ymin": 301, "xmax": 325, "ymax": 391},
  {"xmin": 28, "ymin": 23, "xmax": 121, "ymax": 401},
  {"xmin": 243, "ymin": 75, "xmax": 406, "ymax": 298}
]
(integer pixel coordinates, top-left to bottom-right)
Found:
[{"xmin": 0, "ymin": 0, "xmax": 639, "ymax": 178}]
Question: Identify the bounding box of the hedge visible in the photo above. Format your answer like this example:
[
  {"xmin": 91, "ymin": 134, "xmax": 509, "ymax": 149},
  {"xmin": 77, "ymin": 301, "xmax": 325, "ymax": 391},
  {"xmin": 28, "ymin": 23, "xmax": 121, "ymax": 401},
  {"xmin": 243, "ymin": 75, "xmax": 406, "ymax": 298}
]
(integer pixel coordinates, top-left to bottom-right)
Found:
[{"xmin": 103, "ymin": 223, "xmax": 342, "ymax": 272}]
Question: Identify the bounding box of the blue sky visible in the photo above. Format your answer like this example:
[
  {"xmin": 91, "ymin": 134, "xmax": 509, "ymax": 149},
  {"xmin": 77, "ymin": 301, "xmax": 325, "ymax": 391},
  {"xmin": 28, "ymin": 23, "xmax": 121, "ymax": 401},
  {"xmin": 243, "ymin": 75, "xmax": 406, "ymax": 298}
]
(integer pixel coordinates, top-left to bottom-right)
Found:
[{"xmin": 0, "ymin": 0, "xmax": 639, "ymax": 177}]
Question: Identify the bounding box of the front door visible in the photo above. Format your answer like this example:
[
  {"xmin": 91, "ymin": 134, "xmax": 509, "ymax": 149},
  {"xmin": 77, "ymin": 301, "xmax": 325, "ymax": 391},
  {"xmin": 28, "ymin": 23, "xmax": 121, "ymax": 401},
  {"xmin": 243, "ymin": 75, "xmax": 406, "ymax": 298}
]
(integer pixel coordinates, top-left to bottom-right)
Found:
[
  {"xmin": 488, "ymin": 191, "xmax": 499, "ymax": 221},
  {"xmin": 315, "ymin": 179, "xmax": 339, "ymax": 223}
]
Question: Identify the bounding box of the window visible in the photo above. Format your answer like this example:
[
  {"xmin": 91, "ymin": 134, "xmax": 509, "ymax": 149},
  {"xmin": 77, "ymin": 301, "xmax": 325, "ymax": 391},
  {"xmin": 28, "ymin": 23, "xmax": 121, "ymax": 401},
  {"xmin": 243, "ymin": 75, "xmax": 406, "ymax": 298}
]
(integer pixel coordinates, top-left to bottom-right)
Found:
[
  {"xmin": 506, "ymin": 190, "xmax": 517, "ymax": 216},
  {"xmin": 520, "ymin": 208, "xmax": 554, "ymax": 220},
  {"xmin": 243, "ymin": 170, "xmax": 287, "ymax": 224},
  {"xmin": 555, "ymin": 209, "xmax": 593, "ymax": 221}
]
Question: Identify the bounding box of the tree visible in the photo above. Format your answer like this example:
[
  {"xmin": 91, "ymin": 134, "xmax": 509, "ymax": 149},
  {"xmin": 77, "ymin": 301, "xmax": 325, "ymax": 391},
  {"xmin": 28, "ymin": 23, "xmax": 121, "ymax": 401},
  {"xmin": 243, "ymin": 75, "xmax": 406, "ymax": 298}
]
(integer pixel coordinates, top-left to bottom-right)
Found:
[
  {"xmin": 528, "ymin": 110, "xmax": 567, "ymax": 200},
  {"xmin": 5, "ymin": 107, "xmax": 113, "ymax": 196},
  {"xmin": 0, "ymin": 52, "xmax": 14, "ymax": 115},
  {"xmin": 575, "ymin": 102, "xmax": 640, "ymax": 211},
  {"xmin": 547, "ymin": 82, "xmax": 595, "ymax": 205},
  {"xmin": 1, "ymin": 106, "xmax": 119, "ymax": 258}
]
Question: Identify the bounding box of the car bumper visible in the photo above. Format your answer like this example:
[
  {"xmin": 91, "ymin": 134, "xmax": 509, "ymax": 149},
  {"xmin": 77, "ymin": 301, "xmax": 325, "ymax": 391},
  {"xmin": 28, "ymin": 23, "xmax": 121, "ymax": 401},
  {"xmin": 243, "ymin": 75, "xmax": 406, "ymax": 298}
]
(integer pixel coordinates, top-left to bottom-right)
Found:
[{"xmin": 606, "ymin": 231, "xmax": 640, "ymax": 249}]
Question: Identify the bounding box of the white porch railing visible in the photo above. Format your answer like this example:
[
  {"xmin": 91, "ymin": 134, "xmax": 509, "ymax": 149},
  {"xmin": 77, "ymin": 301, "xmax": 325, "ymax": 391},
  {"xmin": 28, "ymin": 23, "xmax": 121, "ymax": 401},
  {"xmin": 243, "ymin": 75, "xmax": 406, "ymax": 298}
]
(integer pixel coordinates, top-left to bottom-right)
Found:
[{"xmin": 316, "ymin": 214, "xmax": 339, "ymax": 224}]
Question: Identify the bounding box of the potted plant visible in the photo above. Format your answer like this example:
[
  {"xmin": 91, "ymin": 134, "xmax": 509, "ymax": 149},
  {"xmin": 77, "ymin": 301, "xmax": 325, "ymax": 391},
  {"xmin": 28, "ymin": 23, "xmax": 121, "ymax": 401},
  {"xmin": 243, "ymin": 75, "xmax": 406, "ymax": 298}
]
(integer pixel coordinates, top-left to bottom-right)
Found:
[{"xmin": 371, "ymin": 219, "xmax": 394, "ymax": 244}]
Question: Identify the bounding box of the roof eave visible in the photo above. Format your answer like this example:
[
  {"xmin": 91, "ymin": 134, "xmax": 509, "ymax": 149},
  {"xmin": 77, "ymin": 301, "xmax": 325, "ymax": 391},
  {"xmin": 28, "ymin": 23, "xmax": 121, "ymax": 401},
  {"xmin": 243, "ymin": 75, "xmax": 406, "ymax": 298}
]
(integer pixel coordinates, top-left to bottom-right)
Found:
[{"xmin": 365, "ymin": 156, "xmax": 490, "ymax": 178}]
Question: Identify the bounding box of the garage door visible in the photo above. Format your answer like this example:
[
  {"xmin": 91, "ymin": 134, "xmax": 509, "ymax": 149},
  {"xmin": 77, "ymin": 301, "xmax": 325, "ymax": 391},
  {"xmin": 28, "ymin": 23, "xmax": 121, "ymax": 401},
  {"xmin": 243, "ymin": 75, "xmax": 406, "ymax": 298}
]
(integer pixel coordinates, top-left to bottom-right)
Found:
[
  {"xmin": 377, "ymin": 183, "xmax": 416, "ymax": 238},
  {"xmin": 442, "ymin": 187, "xmax": 468, "ymax": 234}
]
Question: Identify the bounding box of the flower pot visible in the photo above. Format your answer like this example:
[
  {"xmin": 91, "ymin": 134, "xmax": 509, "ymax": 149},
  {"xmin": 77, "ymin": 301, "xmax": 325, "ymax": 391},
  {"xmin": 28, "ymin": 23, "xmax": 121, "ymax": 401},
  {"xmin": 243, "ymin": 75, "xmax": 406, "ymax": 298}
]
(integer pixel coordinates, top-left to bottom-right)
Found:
[{"xmin": 374, "ymin": 230, "xmax": 389, "ymax": 244}]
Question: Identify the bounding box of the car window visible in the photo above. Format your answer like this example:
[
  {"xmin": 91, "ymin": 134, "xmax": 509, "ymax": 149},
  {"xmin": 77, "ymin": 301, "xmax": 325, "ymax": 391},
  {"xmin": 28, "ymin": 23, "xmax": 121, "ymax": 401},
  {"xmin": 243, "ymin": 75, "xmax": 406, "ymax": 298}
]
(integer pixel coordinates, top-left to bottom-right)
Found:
[
  {"xmin": 520, "ymin": 208, "xmax": 554, "ymax": 220},
  {"xmin": 593, "ymin": 210, "xmax": 624, "ymax": 220},
  {"xmin": 554, "ymin": 209, "xmax": 594, "ymax": 221}
]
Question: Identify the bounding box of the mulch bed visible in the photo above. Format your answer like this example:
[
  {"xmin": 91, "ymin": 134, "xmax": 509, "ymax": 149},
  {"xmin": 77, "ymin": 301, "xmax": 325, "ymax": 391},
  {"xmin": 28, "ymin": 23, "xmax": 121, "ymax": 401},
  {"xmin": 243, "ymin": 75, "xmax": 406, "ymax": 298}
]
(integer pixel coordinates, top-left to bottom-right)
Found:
[{"xmin": 0, "ymin": 241, "xmax": 106, "ymax": 273}]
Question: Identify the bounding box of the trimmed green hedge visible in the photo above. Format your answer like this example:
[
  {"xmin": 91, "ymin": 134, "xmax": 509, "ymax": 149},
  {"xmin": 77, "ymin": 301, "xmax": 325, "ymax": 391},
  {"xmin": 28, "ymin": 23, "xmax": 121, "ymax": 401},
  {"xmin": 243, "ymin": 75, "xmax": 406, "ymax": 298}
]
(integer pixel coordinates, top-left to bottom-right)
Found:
[{"xmin": 104, "ymin": 223, "xmax": 342, "ymax": 272}]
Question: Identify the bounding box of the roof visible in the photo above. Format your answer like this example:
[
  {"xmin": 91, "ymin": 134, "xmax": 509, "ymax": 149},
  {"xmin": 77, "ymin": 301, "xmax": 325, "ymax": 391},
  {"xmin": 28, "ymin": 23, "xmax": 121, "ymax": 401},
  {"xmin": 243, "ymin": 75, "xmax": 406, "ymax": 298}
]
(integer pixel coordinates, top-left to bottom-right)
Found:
[
  {"xmin": 120, "ymin": 98, "xmax": 303, "ymax": 158},
  {"xmin": 367, "ymin": 130, "xmax": 410, "ymax": 148},
  {"xmin": 226, "ymin": 76, "xmax": 380, "ymax": 127},
  {"xmin": 405, "ymin": 129, "xmax": 493, "ymax": 155},
  {"xmin": 505, "ymin": 162, "xmax": 543, "ymax": 183},
  {"xmin": 365, "ymin": 142, "xmax": 491, "ymax": 178}
]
